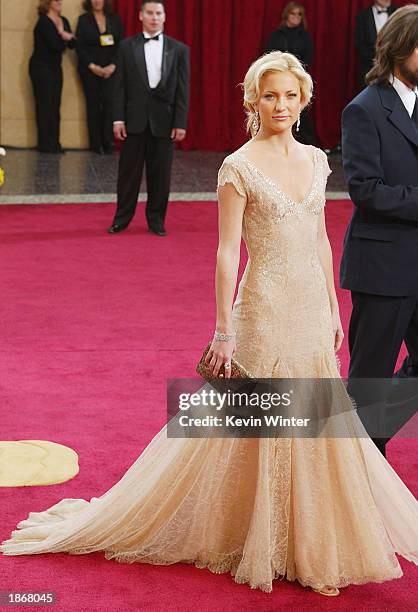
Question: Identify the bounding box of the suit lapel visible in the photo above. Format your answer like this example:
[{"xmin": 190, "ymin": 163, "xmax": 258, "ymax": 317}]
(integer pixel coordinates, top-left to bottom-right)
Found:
[
  {"xmin": 367, "ymin": 7, "xmax": 377, "ymax": 40},
  {"xmin": 132, "ymin": 34, "xmax": 151, "ymax": 91},
  {"xmin": 379, "ymin": 85, "xmax": 418, "ymax": 147},
  {"xmin": 158, "ymin": 36, "xmax": 175, "ymax": 89}
]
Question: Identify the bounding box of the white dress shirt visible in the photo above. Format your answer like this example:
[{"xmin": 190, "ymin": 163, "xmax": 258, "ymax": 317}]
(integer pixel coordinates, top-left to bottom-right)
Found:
[
  {"xmin": 390, "ymin": 75, "xmax": 418, "ymax": 118},
  {"xmin": 372, "ymin": 4, "xmax": 390, "ymax": 32},
  {"xmin": 143, "ymin": 30, "xmax": 164, "ymax": 89},
  {"xmin": 114, "ymin": 30, "xmax": 164, "ymax": 124}
]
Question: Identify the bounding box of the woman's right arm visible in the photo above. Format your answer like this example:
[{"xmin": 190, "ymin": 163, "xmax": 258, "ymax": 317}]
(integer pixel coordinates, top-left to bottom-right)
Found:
[
  {"xmin": 205, "ymin": 181, "xmax": 246, "ymax": 377},
  {"xmin": 75, "ymin": 17, "xmax": 90, "ymax": 67},
  {"xmin": 38, "ymin": 16, "xmax": 66, "ymax": 52}
]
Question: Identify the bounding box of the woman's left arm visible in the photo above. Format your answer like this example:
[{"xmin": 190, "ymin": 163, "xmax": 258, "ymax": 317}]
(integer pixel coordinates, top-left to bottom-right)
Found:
[
  {"xmin": 102, "ymin": 15, "xmax": 125, "ymax": 77},
  {"xmin": 109, "ymin": 15, "xmax": 125, "ymax": 62},
  {"xmin": 317, "ymin": 209, "xmax": 344, "ymax": 351}
]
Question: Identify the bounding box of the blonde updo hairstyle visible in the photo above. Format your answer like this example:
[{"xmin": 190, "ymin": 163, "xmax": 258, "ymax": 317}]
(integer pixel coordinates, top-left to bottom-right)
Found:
[{"xmin": 243, "ymin": 51, "xmax": 313, "ymax": 137}]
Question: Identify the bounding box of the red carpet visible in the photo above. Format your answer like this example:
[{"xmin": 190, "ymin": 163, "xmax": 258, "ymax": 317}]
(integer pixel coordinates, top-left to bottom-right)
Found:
[{"xmin": 0, "ymin": 201, "xmax": 416, "ymax": 612}]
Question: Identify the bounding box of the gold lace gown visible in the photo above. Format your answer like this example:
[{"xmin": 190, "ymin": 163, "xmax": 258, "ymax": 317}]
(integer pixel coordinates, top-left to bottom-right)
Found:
[{"xmin": 1, "ymin": 146, "xmax": 418, "ymax": 592}]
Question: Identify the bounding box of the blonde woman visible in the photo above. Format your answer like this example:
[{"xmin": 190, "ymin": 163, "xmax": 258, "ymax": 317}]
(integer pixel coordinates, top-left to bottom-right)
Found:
[{"xmin": 2, "ymin": 52, "xmax": 418, "ymax": 599}]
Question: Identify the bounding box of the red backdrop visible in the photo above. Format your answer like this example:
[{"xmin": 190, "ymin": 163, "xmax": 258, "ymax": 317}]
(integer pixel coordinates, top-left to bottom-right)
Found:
[{"xmin": 113, "ymin": 0, "xmax": 416, "ymax": 151}]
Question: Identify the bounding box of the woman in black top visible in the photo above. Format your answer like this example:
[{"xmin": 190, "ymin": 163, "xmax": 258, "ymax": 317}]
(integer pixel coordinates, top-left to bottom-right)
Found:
[
  {"xmin": 265, "ymin": 2, "xmax": 313, "ymax": 65},
  {"xmin": 265, "ymin": 2, "xmax": 315, "ymax": 145},
  {"xmin": 76, "ymin": 0, "xmax": 124, "ymax": 154},
  {"xmin": 29, "ymin": 0, "xmax": 75, "ymax": 153}
]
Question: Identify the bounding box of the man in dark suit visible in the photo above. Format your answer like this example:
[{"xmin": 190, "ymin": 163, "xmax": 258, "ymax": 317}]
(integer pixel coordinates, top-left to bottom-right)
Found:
[
  {"xmin": 341, "ymin": 5, "xmax": 418, "ymax": 457},
  {"xmin": 355, "ymin": 0, "xmax": 398, "ymax": 86},
  {"xmin": 108, "ymin": 1, "xmax": 190, "ymax": 236}
]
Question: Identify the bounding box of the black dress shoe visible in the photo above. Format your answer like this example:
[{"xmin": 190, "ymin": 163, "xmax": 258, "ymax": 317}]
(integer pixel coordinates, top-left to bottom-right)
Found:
[
  {"xmin": 148, "ymin": 226, "xmax": 167, "ymax": 236},
  {"xmin": 108, "ymin": 223, "xmax": 128, "ymax": 234},
  {"xmin": 103, "ymin": 143, "xmax": 115, "ymax": 155},
  {"xmin": 92, "ymin": 146, "xmax": 104, "ymax": 155},
  {"xmin": 38, "ymin": 147, "xmax": 64, "ymax": 154},
  {"xmin": 394, "ymin": 356, "xmax": 418, "ymax": 379}
]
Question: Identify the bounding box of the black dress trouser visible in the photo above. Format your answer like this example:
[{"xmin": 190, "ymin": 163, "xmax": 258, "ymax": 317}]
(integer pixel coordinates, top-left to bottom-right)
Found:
[
  {"xmin": 348, "ymin": 291, "xmax": 418, "ymax": 456},
  {"xmin": 29, "ymin": 59, "xmax": 63, "ymax": 152},
  {"xmin": 113, "ymin": 126, "xmax": 174, "ymax": 230},
  {"xmin": 79, "ymin": 68, "xmax": 115, "ymax": 151}
]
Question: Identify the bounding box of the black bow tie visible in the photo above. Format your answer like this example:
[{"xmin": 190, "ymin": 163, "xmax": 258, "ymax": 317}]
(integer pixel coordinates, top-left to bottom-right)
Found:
[
  {"xmin": 144, "ymin": 34, "xmax": 160, "ymax": 43},
  {"xmin": 376, "ymin": 8, "xmax": 388, "ymax": 14}
]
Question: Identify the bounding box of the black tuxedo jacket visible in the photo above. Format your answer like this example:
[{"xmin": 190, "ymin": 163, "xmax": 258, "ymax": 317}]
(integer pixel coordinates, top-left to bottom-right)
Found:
[
  {"xmin": 341, "ymin": 83, "xmax": 418, "ymax": 296},
  {"xmin": 355, "ymin": 5, "xmax": 397, "ymax": 79},
  {"xmin": 113, "ymin": 33, "xmax": 190, "ymax": 137}
]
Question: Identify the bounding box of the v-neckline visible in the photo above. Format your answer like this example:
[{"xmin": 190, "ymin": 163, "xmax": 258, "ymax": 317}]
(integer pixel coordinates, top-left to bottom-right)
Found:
[
  {"xmin": 238, "ymin": 146, "xmax": 317, "ymax": 207},
  {"xmin": 46, "ymin": 14, "xmax": 62, "ymax": 31},
  {"xmin": 93, "ymin": 13, "xmax": 107, "ymax": 35}
]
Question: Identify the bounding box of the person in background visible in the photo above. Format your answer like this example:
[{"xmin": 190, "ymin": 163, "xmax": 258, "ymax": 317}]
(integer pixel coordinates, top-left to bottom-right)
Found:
[
  {"xmin": 29, "ymin": 0, "xmax": 75, "ymax": 153},
  {"xmin": 355, "ymin": 0, "xmax": 398, "ymax": 86},
  {"xmin": 108, "ymin": 1, "xmax": 190, "ymax": 237},
  {"xmin": 76, "ymin": 0, "xmax": 124, "ymax": 154},
  {"xmin": 265, "ymin": 2, "xmax": 315, "ymax": 145},
  {"xmin": 342, "ymin": 5, "xmax": 418, "ymax": 457}
]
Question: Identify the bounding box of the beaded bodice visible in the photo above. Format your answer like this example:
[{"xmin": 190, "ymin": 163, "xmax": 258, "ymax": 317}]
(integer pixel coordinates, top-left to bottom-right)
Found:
[
  {"xmin": 219, "ymin": 145, "xmax": 329, "ymax": 232},
  {"xmin": 217, "ymin": 146, "xmax": 331, "ymax": 293},
  {"xmin": 217, "ymin": 145, "xmax": 334, "ymax": 377}
]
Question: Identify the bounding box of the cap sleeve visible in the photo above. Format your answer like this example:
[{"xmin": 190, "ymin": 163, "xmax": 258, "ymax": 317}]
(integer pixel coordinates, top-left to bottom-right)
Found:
[
  {"xmin": 321, "ymin": 150, "xmax": 332, "ymax": 178},
  {"xmin": 217, "ymin": 159, "xmax": 246, "ymax": 199}
]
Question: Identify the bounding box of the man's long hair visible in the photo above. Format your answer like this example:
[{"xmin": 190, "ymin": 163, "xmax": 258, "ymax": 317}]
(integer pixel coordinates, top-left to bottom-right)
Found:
[{"xmin": 366, "ymin": 5, "xmax": 418, "ymax": 85}]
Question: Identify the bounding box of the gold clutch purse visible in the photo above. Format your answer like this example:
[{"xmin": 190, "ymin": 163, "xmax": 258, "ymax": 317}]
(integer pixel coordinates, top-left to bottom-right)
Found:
[{"xmin": 196, "ymin": 342, "xmax": 251, "ymax": 380}]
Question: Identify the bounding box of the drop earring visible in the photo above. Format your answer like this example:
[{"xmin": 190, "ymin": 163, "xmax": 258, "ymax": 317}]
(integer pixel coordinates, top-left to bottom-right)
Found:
[
  {"xmin": 252, "ymin": 111, "xmax": 260, "ymax": 135},
  {"xmin": 296, "ymin": 113, "xmax": 301, "ymax": 132}
]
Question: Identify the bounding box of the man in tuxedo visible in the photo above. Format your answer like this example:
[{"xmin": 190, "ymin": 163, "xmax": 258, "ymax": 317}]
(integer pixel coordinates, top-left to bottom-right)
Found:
[
  {"xmin": 341, "ymin": 5, "xmax": 418, "ymax": 457},
  {"xmin": 108, "ymin": 1, "xmax": 190, "ymax": 236},
  {"xmin": 355, "ymin": 0, "xmax": 398, "ymax": 86}
]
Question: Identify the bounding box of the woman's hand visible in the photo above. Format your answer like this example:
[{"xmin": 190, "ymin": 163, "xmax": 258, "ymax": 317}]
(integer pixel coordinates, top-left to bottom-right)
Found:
[
  {"xmin": 60, "ymin": 30, "xmax": 74, "ymax": 42},
  {"xmin": 332, "ymin": 307, "xmax": 344, "ymax": 352},
  {"xmin": 205, "ymin": 338, "xmax": 236, "ymax": 378},
  {"xmin": 88, "ymin": 63, "xmax": 105, "ymax": 77},
  {"xmin": 102, "ymin": 64, "xmax": 116, "ymax": 79}
]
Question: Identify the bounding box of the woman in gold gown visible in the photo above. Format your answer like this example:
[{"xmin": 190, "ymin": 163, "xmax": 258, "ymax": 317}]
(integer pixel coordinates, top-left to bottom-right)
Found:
[{"xmin": 1, "ymin": 52, "xmax": 417, "ymax": 598}]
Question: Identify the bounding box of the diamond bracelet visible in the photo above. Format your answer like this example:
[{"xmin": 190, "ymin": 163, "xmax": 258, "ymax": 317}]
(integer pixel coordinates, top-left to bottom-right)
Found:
[{"xmin": 214, "ymin": 330, "xmax": 236, "ymax": 342}]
